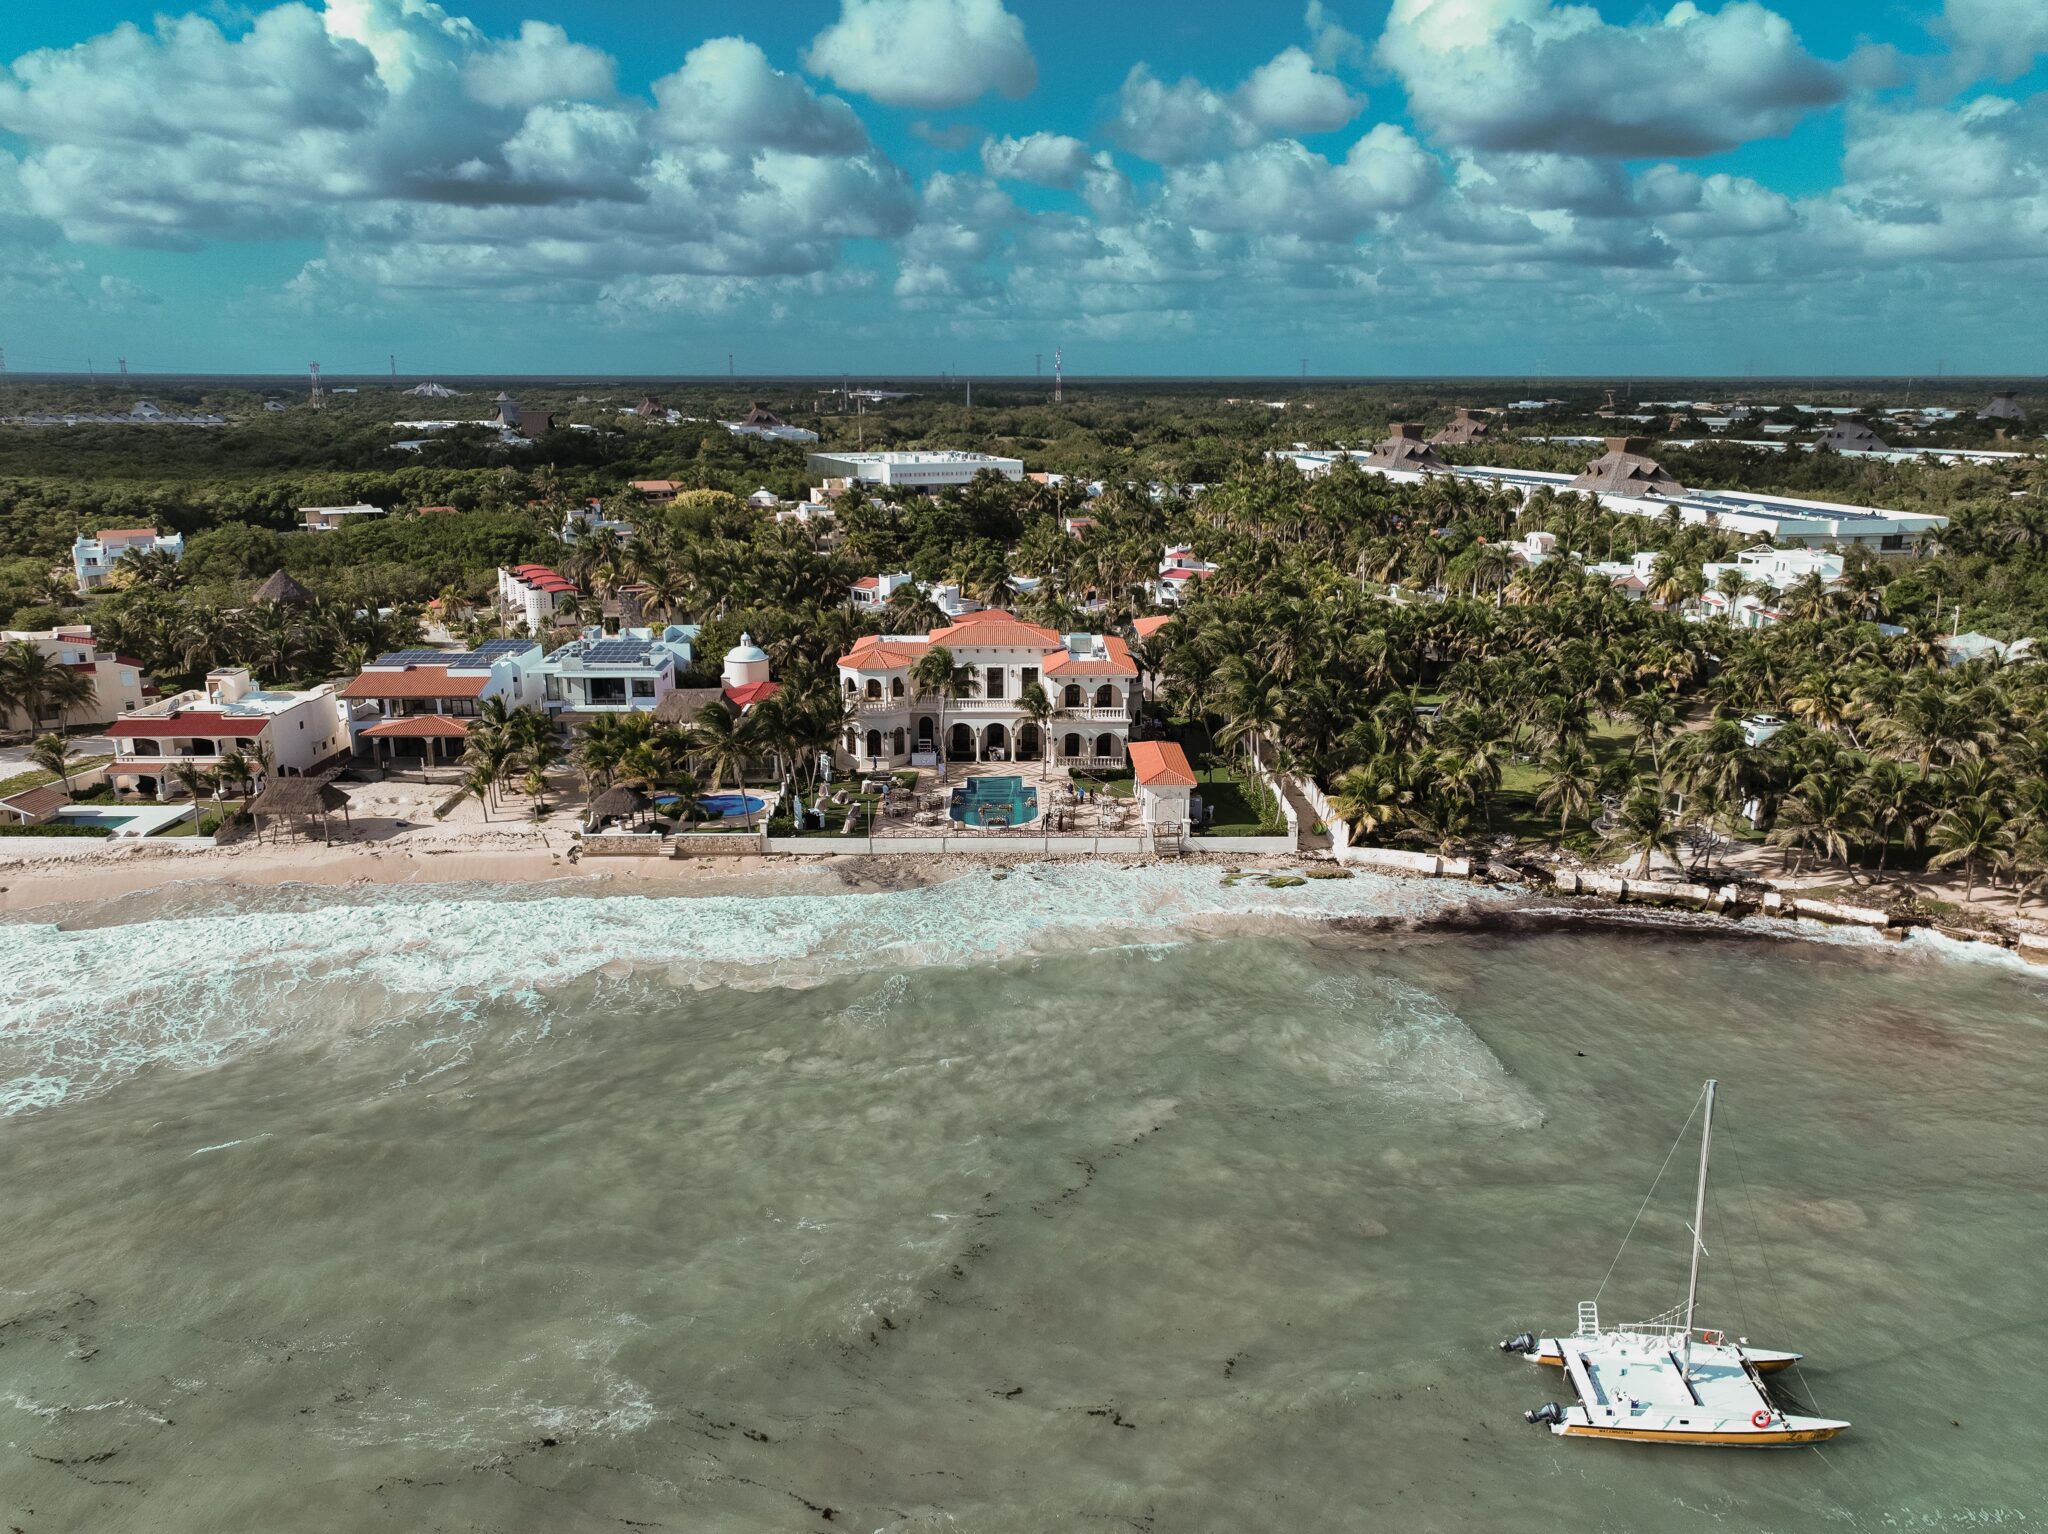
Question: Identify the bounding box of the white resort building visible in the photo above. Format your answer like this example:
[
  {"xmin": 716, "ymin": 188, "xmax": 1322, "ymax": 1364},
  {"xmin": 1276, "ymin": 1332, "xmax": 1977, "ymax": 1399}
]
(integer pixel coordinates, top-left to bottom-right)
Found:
[
  {"xmin": 837, "ymin": 610, "xmax": 1138, "ymax": 772},
  {"xmin": 72, "ymin": 527, "xmax": 184, "ymax": 591},
  {"xmin": 498, "ymin": 564, "xmax": 580, "ymax": 634},
  {"xmin": 106, "ymin": 668, "xmax": 349, "ymax": 798},
  {"xmin": 1278, "ymin": 436, "xmax": 1947, "ymax": 551},
  {"xmin": 806, "ymin": 450, "xmax": 1025, "ymax": 489}
]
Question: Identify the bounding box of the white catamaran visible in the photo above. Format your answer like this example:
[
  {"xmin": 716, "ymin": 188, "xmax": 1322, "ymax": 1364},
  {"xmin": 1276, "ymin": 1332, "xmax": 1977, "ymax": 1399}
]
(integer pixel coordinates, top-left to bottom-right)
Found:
[{"xmin": 1499, "ymin": 1079, "xmax": 1850, "ymax": 1448}]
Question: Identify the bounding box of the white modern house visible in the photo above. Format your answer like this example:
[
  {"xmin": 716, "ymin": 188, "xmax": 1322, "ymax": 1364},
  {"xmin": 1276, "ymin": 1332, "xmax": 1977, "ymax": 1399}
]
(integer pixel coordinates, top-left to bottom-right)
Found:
[
  {"xmin": 806, "ymin": 450, "xmax": 1025, "ymax": 489},
  {"xmin": 338, "ymin": 640, "xmax": 543, "ymax": 765},
  {"xmin": 0, "ymin": 626, "xmax": 152, "ymax": 724},
  {"xmin": 106, "ymin": 668, "xmax": 350, "ymax": 799},
  {"xmin": 836, "ymin": 609, "xmax": 1138, "ymax": 772},
  {"xmin": 561, "ymin": 501, "xmax": 634, "ymax": 545},
  {"xmin": 537, "ymin": 627, "xmax": 698, "ymax": 718},
  {"xmin": 298, "ymin": 503, "xmax": 388, "ymax": 532},
  {"xmin": 849, "ymin": 573, "xmax": 983, "ymax": 618},
  {"xmin": 72, "ymin": 527, "xmax": 184, "ymax": 590},
  {"xmin": 1695, "ymin": 547, "xmax": 1846, "ymax": 628}
]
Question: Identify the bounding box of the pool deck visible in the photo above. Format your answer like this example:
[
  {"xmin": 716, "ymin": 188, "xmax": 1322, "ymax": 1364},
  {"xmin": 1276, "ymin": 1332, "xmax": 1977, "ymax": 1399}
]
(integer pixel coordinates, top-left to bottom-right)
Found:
[{"xmin": 855, "ymin": 762, "xmax": 1142, "ymax": 839}]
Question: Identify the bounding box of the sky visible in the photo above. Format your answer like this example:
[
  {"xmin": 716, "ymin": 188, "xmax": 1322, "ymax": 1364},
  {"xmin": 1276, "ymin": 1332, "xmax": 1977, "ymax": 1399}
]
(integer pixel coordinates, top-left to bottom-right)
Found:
[{"xmin": 1, "ymin": 0, "xmax": 2045, "ymax": 378}]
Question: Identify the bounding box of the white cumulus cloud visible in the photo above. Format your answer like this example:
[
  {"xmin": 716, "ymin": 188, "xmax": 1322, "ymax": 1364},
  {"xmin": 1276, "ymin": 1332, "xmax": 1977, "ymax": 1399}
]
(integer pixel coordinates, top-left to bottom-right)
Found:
[
  {"xmin": 1376, "ymin": 0, "xmax": 1843, "ymax": 157},
  {"xmin": 980, "ymin": 131, "xmax": 1092, "ymax": 187},
  {"xmin": 652, "ymin": 36, "xmax": 867, "ymax": 156},
  {"xmin": 463, "ymin": 19, "xmax": 613, "ymax": 108},
  {"xmin": 804, "ymin": 0, "xmax": 1035, "ymax": 110}
]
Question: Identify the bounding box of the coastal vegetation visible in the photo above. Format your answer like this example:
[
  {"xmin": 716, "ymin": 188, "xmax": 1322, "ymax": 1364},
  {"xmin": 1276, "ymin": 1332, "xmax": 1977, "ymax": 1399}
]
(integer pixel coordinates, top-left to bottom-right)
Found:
[{"xmin": 2, "ymin": 378, "xmax": 2044, "ymax": 901}]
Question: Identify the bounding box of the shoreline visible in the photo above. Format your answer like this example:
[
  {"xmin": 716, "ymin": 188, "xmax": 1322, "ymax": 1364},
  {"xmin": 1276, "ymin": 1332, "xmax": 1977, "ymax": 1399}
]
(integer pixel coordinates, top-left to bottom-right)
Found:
[{"xmin": 5, "ymin": 832, "xmax": 2039, "ymax": 972}]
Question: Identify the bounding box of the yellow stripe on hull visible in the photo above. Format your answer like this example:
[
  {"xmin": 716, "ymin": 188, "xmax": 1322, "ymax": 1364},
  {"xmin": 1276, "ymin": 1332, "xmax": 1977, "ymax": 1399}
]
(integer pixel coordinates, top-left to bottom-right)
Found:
[{"xmin": 1559, "ymin": 1424, "xmax": 1845, "ymax": 1447}]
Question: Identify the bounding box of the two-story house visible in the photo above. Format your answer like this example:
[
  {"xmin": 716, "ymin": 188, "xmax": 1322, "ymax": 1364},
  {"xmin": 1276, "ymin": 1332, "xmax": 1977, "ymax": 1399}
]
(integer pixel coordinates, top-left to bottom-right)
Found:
[
  {"xmin": 836, "ymin": 609, "xmax": 1138, "ymax": 772},
  {"xmin": 536, "ymin": 627, "xmax": 697, "ymax": 719},
  {"xmin": 338, "ymin": 641, "xmax": 543, "ymax": 765},
  {"xmin": 72, "ymin": 528, "xmax": 185, "ymax": 591},
  {"xmin": 105, "ymin": 668, "xmax": 348, "ymax": 799}
]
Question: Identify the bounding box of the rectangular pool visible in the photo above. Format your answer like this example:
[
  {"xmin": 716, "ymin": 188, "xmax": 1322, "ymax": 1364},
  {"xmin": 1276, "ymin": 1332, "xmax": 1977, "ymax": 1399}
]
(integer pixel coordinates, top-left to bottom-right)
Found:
[{"xmin": 949, "ymin": 775, "xmax": 1039, "ymax": 828}]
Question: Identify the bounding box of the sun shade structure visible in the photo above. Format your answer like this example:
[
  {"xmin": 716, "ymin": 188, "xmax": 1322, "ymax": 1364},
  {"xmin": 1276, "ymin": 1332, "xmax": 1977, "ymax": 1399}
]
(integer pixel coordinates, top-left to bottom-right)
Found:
[
  {"xmin": 246, "ymin": 778, "xmax": 351, "ymax": 841},
  {"xmin": 1978, "ymin": 392, "xmax": 2025, "ymax": 423},
  {"xmin": 585, "ymin": 783, "xmax": 654, "ymax": 830},
  {"xmin": 1569, "ymin": 438, "xmax": 1686, "ymax": 499}
]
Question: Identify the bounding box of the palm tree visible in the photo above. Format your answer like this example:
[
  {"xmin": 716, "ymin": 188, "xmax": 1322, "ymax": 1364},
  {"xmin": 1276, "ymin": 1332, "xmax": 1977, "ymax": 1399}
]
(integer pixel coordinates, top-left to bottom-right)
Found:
[
  {"xmin": 689, "ymin": 702, "xmax": 762, "ymax": 826},
  {"xmin": 1535, "ymin": 738, "xmax": 1601, "ymax": 834},
  {"xmin": 1928, "ymin": 801, "xmax": 2008, "ymax": 904},
  {"xmin": 0, "ymin": 640, "xmax": 62, "ymax": 734},
  {"xmin": 1018, "ymin": 680, "xmax": 1054, "ymax": 779},
  {"xmin": 28, "ymin": 734, "xmax": 76, "ymax": 799},
  {"xmin": 171, "ymin": 761, "xmax": 214, "ymax": 831},
  {"xmin": 1328, "ymin": 758, "xmax": 1407, "ymax": 844},
  {"xmin": 1767, "ymin": 773, "xmax": 1869, "ymax": 876},
  {"xmin": 1853, "ymin": 760, "xmax": 1921, "ymax": 873},
  {"xmin": 1601, "ymin": 788, "xmax": 1680, "ymax": 878},
  {"xmin": 911, "ymin": 644, "xmax": 976, "ymax": 765}
]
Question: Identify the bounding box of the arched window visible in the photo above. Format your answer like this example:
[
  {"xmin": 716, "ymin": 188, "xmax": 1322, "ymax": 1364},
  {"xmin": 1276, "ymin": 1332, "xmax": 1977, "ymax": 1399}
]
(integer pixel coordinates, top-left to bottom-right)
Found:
[
  {"xmin": 865, "ymin": 678, "xmax": 882, "ymax": 700},
  {"xmin": 1062, "ymin": 732, "xmax": 1081, "ymax": 758},
  {"xmin": 844, "ymin": 677, "xmax": 857, "ymax": 696},
  {"xmin": 892, "ymin": 727, "xmax": 906, "ymax": 755},
  {"xmin": 1062, "ymin": 683, "xmax": 1082, "ymax": 708},
  {"xmin": 865, "ymin": 729, "xmax": 882, "ymax": 757},
  {"xmin": 891, "ymin": 676, "xmax": 906, "ymax": 698},
  {"xmin": 1094, "ymin": 683, "xmax": 1116, "ymax": 708},
  {"xmin": 1095, "ymin": 733, "xmax": 1118, "ymax": 761}
]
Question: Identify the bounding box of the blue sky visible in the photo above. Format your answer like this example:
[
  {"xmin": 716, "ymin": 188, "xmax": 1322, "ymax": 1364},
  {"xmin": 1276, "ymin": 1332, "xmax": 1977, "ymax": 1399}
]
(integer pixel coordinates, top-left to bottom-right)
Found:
[{"xmin": 1, "ymin": 0, "xmax": 2044, "ymax": 377}]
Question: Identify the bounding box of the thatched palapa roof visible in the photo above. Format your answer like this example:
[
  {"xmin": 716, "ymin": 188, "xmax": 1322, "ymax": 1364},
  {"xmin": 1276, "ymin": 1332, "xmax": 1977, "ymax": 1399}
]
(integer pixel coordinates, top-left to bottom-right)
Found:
[
  {"xmin": 247, "ymin": 779, "xmax": 350, "ymax": 818},
  {"xmin": 252, "ymin": 569, "xmax": 314, "ymax": 606},
  {"xmin": 587, "ymin": 784, "xmax": 653, "ymax": 821}
]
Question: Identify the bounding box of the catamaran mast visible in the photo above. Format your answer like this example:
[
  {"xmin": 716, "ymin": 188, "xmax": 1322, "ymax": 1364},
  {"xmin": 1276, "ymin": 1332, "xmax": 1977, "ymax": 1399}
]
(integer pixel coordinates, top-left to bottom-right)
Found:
[{"xmin": 1682, "ymin": 1079, "xmax": 1717, "ymax": 1378}]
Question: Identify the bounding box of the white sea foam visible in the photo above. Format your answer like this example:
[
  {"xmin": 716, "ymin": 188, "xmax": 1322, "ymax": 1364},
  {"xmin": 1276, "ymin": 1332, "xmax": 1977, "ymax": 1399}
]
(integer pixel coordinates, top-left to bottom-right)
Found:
[{"xmin": 0, "ymin": 865, "xmax": 1502, "ymax": 1115}]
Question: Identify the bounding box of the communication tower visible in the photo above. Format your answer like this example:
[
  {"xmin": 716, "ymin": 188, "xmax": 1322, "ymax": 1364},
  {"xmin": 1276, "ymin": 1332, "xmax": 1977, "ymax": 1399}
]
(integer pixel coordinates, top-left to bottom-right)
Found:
[
  {"xmin": 1053, "ymin": 346, "xmax": 1063, "ymax": 404},
  {"xmin": 119, "ymin": 357, "xmax": 129, "ymax": 383},
  {"xmin": 390, "ymin": 354, "xmax": 397, "ymax": 379},
  {"xmin": 309, "ymin": 361, "xmax": 323, "ymax": 408}
]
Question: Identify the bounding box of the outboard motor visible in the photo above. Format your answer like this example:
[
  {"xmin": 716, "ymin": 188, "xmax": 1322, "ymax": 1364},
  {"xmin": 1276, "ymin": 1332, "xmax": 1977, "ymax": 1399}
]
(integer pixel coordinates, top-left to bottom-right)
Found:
[
  {"xmin": 1524, "ymin": 1402, "xmax": 1568, "ymax": 1427},
  {"xmin": 1499, "ymin": 1332, "xmax": 1538, "ymax": 1355}
]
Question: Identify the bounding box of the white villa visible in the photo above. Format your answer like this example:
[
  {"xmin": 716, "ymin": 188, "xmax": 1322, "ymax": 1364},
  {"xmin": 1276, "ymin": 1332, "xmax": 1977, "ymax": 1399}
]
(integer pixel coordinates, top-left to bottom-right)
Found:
[
  {"xmin": 498, "ymin": 564, "xmax": 580, "ymax": 633},
  {"xmin": 1696, "ymin": 547, "xmax": 1846, "ymax": 628},
  {"xmin": 73, "ymin": 527, "xmax": 184, "ymax": 590},
  {"xmin": 298, "ymin": 503, "xmax": 388, "ymax": 532},
  {"xmin": 1153, "ymin": 545, "xmax": 1219, "ymax": 605},
  {"xmin": 106, "ymin": 668, "xmax": 349, "ymax": 799},
  {"xmin": 850, "ymin": 572, "xmax": 982, "ymax": 619},
  {"xmin": 837, "ymin": 610, "xmax": 1138, "ymax": 772}
]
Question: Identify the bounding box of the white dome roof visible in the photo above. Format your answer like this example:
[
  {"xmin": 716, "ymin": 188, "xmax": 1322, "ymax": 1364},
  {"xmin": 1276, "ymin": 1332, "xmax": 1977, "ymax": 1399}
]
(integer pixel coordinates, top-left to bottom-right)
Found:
[{"xmin": 724, "ymin": 631, "xmax": 769, "ymax": 664}]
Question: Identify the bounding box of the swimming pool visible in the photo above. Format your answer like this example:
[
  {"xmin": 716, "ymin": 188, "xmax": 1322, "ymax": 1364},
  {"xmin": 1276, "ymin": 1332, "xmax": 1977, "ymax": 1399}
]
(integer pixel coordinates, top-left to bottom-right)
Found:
[
  {"xmin": 658, "ymin": 791, "xmax": 767, "ymax": 819},
  {"xmin": 949, "ymin": 775, "xmax": 1039, "ymax": 828},
  {"xmin": 54, "ymin": 804, "xmax": 195, "ymax": 837}
]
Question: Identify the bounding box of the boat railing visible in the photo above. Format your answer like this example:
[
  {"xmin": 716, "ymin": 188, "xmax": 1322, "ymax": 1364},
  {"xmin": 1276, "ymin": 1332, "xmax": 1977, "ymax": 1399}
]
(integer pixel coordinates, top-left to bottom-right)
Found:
[
  {"xmin": 1575, "ymin": 1301, "xmax": 1600, "ymax": 1338},
  {"xmin": 1615, "ymin": 1321, "xmax": 1730, "ymax": 1347}
]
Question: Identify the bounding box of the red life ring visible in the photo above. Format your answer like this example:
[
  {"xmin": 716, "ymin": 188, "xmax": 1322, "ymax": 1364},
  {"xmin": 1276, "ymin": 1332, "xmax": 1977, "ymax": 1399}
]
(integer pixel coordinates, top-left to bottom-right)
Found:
[{"xmin": 1750, "ymin": 1409, "xmax": 1774, "ymax": 1430}]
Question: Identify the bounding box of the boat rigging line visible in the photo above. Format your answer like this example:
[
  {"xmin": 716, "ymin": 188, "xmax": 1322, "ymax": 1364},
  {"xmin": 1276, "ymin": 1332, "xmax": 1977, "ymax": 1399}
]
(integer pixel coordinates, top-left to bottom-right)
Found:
[{"xmin": 1593, "ymin": 1081, "xmax": 1708, "ymax": 1307}]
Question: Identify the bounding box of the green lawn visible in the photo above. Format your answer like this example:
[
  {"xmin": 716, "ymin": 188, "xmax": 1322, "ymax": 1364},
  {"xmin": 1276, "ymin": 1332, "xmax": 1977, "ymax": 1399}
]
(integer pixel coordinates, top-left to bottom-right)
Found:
[{"xmin": 0, "ymin": 754, "xmax": 112, "ymax": 797}]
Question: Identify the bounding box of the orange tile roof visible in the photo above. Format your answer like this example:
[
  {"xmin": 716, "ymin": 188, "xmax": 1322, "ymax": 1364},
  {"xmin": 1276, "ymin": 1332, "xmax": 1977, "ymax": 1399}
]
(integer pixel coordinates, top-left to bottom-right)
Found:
[
  {"xmin": 361, "ymin": 715, "xmax": 471, "ymax": 739},
  {"xmin": 1132, "ymin": 614, "xmax": 1174, "ymax": 639},
  {"xmin": 837, "ymin": 634, "xmax": 930, "ymax": 668},
  {"xmin": 1041, "ymin": 634, "xmax": 1137, "ymax": 677},
  {"xmin": 930, "ymin": 611, "xmax": 1061, "ymax": 649},
  {"xmin": 1129, "ymin": 741, "xmax": 1197, "ymax": 787},
  {"xmin": 339, "ymin": 668, "xmax": 490, "ymax": 700}
]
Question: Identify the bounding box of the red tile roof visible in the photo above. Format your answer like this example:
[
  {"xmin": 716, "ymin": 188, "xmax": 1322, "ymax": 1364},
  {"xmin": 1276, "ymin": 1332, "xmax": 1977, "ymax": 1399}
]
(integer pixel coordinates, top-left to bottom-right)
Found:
[
  {"xmin": 361, "ymin": 715, "xmax": 471, "ymax": 739},
  {"xmin": 724, "ymin": 680, "xmax": 781, "ymax": 710},
  {"xmin": 930, "ymin": 611, "xmax": 1061, "ymax": 650},
  {"xmin": 1132, "ymin": 615, "xmax": 1174, "ymax": 639},
  {"xmin": 1129, "ymin": 741, "xmax": 1197, "ymax": 788},
  {"xmin": 338, "ymin": 669, "xmax": 490, "ymax": 700},
  {"xmin": 107, "ymin": 713, "xmax": 268, "ymax": 739}
]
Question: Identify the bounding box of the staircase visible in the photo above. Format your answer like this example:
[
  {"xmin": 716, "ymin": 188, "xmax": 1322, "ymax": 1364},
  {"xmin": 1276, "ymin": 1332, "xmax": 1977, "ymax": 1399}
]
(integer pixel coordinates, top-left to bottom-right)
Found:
[{"xmin": 1279, "ymin": 777, "xmax": 1331, "ymax": 853}]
